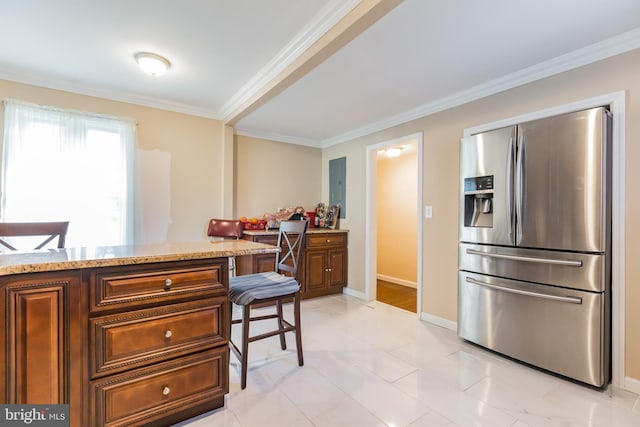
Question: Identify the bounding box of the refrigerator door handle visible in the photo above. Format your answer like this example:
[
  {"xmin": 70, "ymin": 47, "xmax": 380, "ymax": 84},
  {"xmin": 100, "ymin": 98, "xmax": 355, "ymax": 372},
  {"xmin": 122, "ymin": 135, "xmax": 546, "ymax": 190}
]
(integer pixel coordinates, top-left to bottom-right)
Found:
[
  {"xmin": 466, "ymin": 248, "xmax": 583, "ymax": 266},
  {"xmin": 515, "ymin": 135, "xmax": 526, "ymax": 244},
  {"xmin": 506, "ymin": 137, "xmax": 515, "ymax": 243},
  {"xmin": 465, "ymin": 277, "xmax": 583, "ymax": 304}
]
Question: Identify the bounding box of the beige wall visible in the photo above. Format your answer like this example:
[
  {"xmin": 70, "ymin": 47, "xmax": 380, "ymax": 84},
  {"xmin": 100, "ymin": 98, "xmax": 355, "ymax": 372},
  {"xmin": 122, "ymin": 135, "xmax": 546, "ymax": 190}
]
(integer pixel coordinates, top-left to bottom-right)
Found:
[
  {"xmin": 0, "ymin": 79, "xmax": 225, "ymax": 243},
  {"xmin": 323, "ymin": 48, "xmax": 640, "ymax": 381},
  {"xmin": 235, "ymin": 135, "xmax": 322, "ymax": 219},
  {"xmin": 377, "ymin": 148, "xmax": 418, "ymax": 284}
]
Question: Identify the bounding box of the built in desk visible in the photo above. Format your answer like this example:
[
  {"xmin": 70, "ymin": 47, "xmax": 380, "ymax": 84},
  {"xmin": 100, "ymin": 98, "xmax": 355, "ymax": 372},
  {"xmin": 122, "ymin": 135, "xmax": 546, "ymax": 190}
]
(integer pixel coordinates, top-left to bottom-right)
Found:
[
  {"xmin": 0, "ymin": 240, "xmax": 279, "ymax": 427},
  {"xmin": 238, "ymin": 228, "xmax": 348, "ymax": 299}
]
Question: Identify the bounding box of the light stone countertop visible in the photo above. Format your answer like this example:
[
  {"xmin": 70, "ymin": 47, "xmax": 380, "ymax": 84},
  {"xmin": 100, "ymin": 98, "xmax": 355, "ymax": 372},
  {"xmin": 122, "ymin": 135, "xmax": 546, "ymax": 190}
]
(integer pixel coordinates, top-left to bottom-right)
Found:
[{"xmin": 0, "ymin": 240, "xmax": 279, "ymax": 276}]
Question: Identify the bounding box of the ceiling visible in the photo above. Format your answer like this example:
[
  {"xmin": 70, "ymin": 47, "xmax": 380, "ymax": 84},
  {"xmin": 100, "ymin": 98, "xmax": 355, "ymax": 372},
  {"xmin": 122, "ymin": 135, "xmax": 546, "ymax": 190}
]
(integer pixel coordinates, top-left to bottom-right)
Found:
[{"xmin": 1, "ymin": 0, "xmax": 639, "ymax": 148}]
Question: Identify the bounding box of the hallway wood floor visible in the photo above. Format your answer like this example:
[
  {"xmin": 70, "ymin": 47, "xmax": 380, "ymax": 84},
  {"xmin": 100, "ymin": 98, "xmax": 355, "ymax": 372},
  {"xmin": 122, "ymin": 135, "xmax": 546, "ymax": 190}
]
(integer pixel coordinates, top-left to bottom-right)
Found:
[{"xmin": 376, "ymin": 279, "xmax": 416, "ymax": 313}]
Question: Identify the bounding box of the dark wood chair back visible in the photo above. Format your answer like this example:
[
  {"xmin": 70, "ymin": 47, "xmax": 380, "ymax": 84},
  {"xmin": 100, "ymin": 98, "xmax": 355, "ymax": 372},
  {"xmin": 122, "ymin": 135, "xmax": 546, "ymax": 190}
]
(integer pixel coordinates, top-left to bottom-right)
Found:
[
  {"xmin": 207, "ymin": 219, "xmax": 243, "ymax": 239},
  {"xmin": 0, "ymin": 221, "xmax": 69, "ymax": 250},
  {"xmin": 275, "ymin": 220, "xmax": 308, "ymax": 276}
]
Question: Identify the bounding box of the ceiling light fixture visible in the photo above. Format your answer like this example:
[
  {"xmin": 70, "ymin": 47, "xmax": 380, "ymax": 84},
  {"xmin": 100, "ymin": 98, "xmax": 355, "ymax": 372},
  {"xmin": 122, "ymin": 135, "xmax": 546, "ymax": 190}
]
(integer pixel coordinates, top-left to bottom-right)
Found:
[
  {"xmin": 385, "ymin": 147, "xmax": 403, "ymax": 158},
  {"xmin": 134, "ymin": 52, "xmax": 171, "ymax": 76}
]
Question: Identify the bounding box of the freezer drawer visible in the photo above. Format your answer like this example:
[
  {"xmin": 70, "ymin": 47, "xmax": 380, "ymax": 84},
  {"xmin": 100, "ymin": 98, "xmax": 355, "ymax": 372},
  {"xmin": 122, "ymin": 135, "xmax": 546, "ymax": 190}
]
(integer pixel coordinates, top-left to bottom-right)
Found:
[
  {"xmin": 458, "ymin": 271, "xmax": 609, "ymax": 387},
  {"xmin": 459, "ymin": 243, "xmax": 608, "ymax": 292}
]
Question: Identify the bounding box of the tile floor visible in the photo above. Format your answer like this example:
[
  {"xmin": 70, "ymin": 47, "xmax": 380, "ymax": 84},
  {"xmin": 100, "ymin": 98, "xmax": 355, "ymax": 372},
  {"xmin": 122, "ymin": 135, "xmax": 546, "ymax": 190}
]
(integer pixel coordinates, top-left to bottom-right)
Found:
[{"xmin": 173, "ymin": 294, "xmax": 640, "ymax": 427}]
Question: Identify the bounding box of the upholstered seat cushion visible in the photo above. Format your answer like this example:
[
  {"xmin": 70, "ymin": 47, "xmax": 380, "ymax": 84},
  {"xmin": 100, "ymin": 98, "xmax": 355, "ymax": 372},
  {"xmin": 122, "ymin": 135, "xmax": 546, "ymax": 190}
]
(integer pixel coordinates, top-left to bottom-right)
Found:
[{"xmin": 229, "ymin": 271, "xmax": 300, "ymax": 305}]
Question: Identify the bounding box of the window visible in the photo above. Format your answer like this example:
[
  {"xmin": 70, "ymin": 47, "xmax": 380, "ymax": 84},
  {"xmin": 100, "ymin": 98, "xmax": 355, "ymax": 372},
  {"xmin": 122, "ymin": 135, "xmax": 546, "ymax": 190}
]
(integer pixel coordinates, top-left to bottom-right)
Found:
[{"xmin": 1, "ymin": 100, "xmax": 136, "ymax": 248}]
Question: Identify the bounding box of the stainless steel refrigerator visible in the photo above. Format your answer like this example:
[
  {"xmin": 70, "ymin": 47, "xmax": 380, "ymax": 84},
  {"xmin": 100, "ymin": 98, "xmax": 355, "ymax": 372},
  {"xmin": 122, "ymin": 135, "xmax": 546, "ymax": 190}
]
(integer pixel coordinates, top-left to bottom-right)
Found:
[{"xmin": 458, "ymin": 106, "xmax": 612, "ymax": 387}]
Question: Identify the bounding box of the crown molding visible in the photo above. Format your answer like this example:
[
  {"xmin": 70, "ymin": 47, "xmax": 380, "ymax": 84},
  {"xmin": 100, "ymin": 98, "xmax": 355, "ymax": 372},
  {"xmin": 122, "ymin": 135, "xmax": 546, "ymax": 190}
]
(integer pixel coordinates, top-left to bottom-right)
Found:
[
  {"xmin": 234, "ymin": 128, "xmax": 321, "ymax": 148},
  {"xmin": 0, "ymin": 66, "xmax": 220, "ymax": 119},
  {"xmin": 320, "ymin": 27, "xmax": 640, "ymax": 148},
  {"xmin": 218, "ymin": 0, "xmax": 361, "ymax": 121}
]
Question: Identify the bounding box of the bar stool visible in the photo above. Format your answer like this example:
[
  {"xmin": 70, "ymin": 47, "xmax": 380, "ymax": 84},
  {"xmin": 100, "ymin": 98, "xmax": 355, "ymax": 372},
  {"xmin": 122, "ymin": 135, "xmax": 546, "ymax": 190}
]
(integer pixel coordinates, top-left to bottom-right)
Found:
[{"xmin": 228, "ymin": 219, "xmax": 308, "ymax": 389}]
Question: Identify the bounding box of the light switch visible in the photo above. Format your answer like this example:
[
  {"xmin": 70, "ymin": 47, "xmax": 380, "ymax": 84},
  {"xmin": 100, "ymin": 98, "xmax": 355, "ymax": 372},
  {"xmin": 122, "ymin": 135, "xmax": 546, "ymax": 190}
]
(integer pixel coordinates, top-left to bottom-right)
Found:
[{"xmin": 425, "ymin": 205, "xmax": 433, "ymax": 218}]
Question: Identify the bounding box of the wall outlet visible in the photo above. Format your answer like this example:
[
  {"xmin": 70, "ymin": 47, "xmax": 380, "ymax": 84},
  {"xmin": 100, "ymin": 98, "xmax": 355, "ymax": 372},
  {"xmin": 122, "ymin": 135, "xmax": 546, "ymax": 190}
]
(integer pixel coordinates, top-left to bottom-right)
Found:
[{"xmin": 425, "ymin": 205, "xmax": 433, "ymax": 218}]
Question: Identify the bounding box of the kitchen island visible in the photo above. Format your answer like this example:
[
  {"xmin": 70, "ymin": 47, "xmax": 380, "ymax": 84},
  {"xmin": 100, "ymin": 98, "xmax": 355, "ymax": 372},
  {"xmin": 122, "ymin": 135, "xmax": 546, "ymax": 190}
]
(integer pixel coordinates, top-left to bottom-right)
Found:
[{"xmin": 0, "ymin": 240, "xmax": 279, "ymax": 427}]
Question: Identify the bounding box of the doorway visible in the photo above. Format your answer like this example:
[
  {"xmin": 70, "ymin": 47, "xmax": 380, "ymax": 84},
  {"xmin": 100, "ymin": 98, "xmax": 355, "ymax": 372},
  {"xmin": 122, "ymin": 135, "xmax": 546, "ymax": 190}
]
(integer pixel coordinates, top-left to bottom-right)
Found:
[{"xmin": 365, "ymin": 134, "xmax": 423, "ymax": 315}]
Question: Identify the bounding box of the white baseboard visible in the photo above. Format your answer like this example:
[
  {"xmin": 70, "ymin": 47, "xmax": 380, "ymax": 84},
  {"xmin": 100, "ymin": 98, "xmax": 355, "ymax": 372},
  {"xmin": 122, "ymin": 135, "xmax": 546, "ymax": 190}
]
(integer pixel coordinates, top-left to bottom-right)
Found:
[
  {"xmin": 376, "ymin": 274, "xmax": 417, "ymax": 289},
  {"xmin": 342, "ymin": 287, "xmax": 367, "ymax": 300},
  {"xmin": 420, "ymin": 311, "xmax": 457, "ymax": 331},
  {"xmin": 624, "ymin": 376, "xmax": 640, "ymax": 395}
]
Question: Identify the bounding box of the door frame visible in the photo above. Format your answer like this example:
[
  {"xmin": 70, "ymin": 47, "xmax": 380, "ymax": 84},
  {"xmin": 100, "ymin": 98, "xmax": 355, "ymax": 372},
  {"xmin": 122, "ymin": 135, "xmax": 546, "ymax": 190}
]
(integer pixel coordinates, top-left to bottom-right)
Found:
[
  {"xmin": 464, "ymin": 91, "xmax": 626, "ymax": 389},
  {"xmin": 365, "ymin": 132, "xmax": 423, "ymax": 317}
]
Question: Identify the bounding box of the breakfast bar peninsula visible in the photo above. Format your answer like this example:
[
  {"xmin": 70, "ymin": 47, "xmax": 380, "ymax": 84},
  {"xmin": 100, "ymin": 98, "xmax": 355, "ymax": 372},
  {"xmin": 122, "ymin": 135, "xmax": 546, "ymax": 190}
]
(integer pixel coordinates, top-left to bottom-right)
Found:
[{"xmin": 0, "ymin": 240, "xmax": 279, "ymax": 427}]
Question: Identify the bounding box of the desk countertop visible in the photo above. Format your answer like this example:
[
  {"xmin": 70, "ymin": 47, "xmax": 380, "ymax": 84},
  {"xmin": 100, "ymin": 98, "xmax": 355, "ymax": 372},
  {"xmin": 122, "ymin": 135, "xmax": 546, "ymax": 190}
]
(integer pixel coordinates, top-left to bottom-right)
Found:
[{"xmin": 0, "ymin": 240, "xmax": 279, "ymax": 276}]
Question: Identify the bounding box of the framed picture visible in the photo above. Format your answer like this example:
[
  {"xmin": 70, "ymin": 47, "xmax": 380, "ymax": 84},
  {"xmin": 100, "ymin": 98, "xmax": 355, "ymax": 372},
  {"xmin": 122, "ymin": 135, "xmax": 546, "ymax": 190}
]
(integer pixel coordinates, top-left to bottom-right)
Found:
[{"xmin": 326, "ymin": 204, "xmax": 341, "ymax": 229}]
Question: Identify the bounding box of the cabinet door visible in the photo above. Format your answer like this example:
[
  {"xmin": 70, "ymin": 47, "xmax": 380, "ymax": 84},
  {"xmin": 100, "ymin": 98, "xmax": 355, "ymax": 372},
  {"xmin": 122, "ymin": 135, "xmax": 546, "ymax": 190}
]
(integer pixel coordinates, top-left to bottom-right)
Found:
[
  {"xmin": 1, "ymin": 271, "xmax": 82, "ymax": 407},
  {"xmin": 327, "ymin": 248, "xmax": 347, "ymax": 288},
  {"xmin": 254, "ymin": 253, "xmax": 276, "ymax": 273},
  {"xmin": 305, "ymin": 250, "xmax": 328, "ymax": 293},
  {"xmin": 236, "ymin": 234, "xmax": 277, "ymax": 275}
]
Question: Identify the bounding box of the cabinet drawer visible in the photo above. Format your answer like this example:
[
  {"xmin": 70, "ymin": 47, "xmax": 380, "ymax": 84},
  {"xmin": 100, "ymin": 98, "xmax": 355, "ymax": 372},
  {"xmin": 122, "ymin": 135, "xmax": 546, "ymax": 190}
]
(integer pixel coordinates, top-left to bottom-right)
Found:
[
  {"xmin": 90, "ymin": 259, "xmax": 227, "ymax": 313},
  {"xmin": 90, "ymin": 297, "xmax": 228, "ymax": 377},
  {"xmin": 306, "ymin": 233, "xmax": 346, "ymax": 248},
  {"xmin": 90, "ymin": 348, "xmax": 228, "ymax": 427}
]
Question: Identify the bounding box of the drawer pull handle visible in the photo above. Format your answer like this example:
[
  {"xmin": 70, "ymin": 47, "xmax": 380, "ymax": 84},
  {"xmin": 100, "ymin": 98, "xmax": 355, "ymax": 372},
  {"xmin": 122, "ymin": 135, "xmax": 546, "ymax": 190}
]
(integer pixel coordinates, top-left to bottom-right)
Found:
[
  {"xmin": 327, "ymin": 239, "xmax": 331, "ymax": 243},
  {"xmin": 164, "ymin": 278, "xmax": 172, "ymax": 288},
  {"xmin": 466, "ymin": 248, "xmax": 582, "ymax": 267},
  {"xmin": 164, "ymin": 330, "xmax": 172, "ymax": 339},
  {"xmin": 162, "ymin": 386, "xmax": 171, "ymax": 396},
  {"xmin": 465, "ymin": 277, "xmax": 582, "ymax": 304}
]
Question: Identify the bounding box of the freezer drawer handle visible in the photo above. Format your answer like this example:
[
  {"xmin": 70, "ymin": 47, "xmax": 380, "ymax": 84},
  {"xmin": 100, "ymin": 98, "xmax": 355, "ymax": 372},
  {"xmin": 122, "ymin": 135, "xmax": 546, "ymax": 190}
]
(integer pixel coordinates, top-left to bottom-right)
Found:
[
  {"xmin": 466, "ymin": 248, "xmax": 583, "ymax": 267},
  {"xmin": 465, "ymin": 277, "xmax": 582, "ymax": 304}
]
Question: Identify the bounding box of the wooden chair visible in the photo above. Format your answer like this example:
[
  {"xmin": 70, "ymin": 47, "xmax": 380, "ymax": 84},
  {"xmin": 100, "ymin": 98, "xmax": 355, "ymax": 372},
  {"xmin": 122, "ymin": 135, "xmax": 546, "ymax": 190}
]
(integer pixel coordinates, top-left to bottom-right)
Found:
[
  {"xmin": 207, "ymin": 218, "xmax": 243, "ymax": 276},
  {"xmin": 0, "ymin": 221, "xmax": 69, "ymax": 251},
  {"xmin": 228, "ymin": 219, "xmax": 308, "ymax": 389}
]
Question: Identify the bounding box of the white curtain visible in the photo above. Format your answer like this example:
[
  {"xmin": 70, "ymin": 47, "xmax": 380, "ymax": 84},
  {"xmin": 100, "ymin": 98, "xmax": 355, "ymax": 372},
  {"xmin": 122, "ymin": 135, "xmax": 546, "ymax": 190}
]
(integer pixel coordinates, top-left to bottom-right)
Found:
[{"xmin": 1, "ymin": 100, "xmax": 136, "ymax": 248}]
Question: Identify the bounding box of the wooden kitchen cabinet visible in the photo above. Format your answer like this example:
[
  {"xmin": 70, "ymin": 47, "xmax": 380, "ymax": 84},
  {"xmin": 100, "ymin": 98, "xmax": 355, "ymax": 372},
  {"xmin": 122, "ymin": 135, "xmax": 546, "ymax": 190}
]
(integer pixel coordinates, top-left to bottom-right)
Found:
[
  {"xmin": 86, "ymin": 258, "xmax": 229, "ymax": 427},
  {"xmin": 0, "ymin": 241, "xmax": 276, "ymax": 427},
  {"xmin": 0, "ymin": 270, "xmax": 83, "ymax": 425},
  {"xmin": 238, "ymin": 229, "xmax": 348, "ymax": 299},
  {"xmin": 0, "ymin": 260, "xmax": 228, "ymax": 427},
  {"xmin": 236, "ymin": 234, "xmax": 278, "ymax": 276},
  {"xmin": 303, "ymin": 233, "xmax": 348, "ymax": 298}
]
